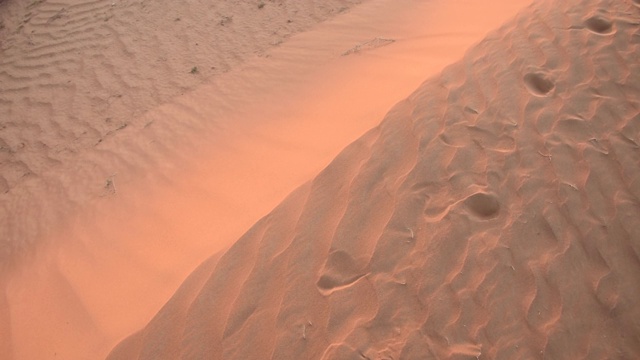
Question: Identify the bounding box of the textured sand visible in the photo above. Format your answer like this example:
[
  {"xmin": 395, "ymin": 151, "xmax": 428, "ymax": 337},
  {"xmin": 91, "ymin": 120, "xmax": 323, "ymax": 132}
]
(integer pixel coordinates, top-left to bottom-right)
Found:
[
  {"xmin": 0, "ymin": 0, "xmax": 537, "ymax": 359},
  {"xmin": 1, "ymin": 0, "xmax": 372, "ymax": 358},
  {"xmin": 0, "ymin": 0, "xmax": 365, "ymax": 261},
  {"xmin": 108, "ymin": 0, "xmax": 640, "ymax": 358}
]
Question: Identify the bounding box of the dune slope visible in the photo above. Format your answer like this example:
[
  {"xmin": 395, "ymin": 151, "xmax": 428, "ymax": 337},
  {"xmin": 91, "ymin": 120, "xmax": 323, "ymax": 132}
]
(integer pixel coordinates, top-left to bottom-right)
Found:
[
  {"xmin": 108, "ymin": 0, "xmax": 640, "ymax": 358},
  {"xmin": 1, "ymin": 1, "xmax": 538, "ymax": 358}
]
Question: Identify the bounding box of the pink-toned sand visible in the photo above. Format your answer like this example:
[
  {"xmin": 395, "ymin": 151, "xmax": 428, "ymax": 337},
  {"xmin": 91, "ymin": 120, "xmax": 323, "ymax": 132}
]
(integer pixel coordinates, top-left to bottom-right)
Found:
[{"xmin": 2, "ymin": 0, "xmax": 640, "ymax": 359}]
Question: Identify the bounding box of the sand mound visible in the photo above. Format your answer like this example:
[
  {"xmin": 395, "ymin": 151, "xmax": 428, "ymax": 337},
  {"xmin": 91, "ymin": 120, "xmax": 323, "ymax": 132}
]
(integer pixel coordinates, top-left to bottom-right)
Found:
[
  {"xmin": 108, "ymin": 0, "xmax": 640, "ymax": 358},
  {"xmin": 1, "ymin": 0, "xmax": 537, "ymax": 358}
]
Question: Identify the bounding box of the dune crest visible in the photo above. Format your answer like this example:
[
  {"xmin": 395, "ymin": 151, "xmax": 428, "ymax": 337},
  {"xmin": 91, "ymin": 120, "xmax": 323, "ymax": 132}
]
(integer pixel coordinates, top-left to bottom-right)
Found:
[
  {"xmin": 109, "ymin": 0, "xmax": 640, "ymax": 358},
  {"xmin": 2, "ymin": 0, "xmax": 539, "ymax": 358}
]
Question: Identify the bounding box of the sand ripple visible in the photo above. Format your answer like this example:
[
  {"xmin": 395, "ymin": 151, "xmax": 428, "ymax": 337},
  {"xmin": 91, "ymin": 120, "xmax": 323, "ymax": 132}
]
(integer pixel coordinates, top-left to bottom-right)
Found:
[
  {"xmin": 108, "ymin": 0, "xmax": 640, "ymax": 358},
  {"xmin": 0, "ymin": 0, "xmax": 364, "ymax": 263}
]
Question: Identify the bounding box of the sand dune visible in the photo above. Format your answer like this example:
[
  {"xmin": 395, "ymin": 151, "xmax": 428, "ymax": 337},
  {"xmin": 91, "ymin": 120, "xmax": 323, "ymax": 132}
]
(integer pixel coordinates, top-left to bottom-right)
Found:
[
  {"xmin": 0, "ymin": 0, "xmax": 531, "ymax": 268},
  {"xmin": 107, "ymin": 0, "xmax": 640, "ymax": 358},
  {"xmin": 1, "ymin": 0, "xmax": 539, "ymax": 358},
  {"xmin": 1, "ymin": 0, "xmax": 373, "ymax": 358}
]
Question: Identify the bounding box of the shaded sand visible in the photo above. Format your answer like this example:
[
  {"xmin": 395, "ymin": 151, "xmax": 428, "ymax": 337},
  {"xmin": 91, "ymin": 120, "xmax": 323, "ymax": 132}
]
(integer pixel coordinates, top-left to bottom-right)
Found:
[
  {"xmin": 0, "ymin": 0, "xmax": 535, "ymax": 359},
  {"xmin": 108, "ymin": 0, "xmax": 640, "ymax": 358}
]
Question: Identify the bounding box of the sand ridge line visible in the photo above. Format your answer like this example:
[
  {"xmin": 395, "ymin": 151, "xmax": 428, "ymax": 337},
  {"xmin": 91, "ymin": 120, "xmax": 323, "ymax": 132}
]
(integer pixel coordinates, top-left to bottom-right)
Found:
[{"xmin": 2, "ymin": 0, "xmax": 556, "ymax": 358}]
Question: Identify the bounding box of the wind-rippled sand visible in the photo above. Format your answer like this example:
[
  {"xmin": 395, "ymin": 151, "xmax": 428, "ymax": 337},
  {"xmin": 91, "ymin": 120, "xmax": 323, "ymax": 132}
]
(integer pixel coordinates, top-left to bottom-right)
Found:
[
  {"xmin": 108, "ymin": 0, "xmax": 640, "ymax": 358},
  {"xmin": 2, "ymin": 0, "xmax": 640, "ymax": 358},
  {"xmin": 0, "ymin": 0, "xmax": 364, "ymax": 257}
]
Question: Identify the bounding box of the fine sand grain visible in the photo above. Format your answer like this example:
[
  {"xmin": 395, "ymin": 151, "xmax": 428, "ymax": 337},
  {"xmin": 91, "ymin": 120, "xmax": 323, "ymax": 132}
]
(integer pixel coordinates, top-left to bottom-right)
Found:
[{"xmin": 108, "ymin": 0, "xmax": 640, "ymax": 358}]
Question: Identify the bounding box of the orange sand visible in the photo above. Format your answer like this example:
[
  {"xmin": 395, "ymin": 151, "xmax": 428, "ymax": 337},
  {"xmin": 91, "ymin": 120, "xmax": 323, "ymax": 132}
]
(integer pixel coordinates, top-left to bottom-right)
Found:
[
  {"xmin": 2, "ymin": 0, "xmax": 640, "ymax": 359},
  {"xmin": 108, "ymin": 0, "xmax": 640, "ymax": 358}
]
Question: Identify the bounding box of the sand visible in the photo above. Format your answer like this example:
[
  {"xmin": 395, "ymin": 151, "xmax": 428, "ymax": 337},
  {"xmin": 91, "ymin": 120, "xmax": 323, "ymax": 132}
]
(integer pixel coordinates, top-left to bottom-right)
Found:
[
  {"xmin": 1, "ymin": 0, "xmax": 533, "ymax": 358},
  {"xmin": 2, "ymin": 0, "xmax": 639, "ymax": 358},
  {"xmin": 0, "ymin": 0, "xmax": 369, "ymax": 261},
  {"xmin": 105, "ymin": 0, "xmax": 640, "ymax": 358}
]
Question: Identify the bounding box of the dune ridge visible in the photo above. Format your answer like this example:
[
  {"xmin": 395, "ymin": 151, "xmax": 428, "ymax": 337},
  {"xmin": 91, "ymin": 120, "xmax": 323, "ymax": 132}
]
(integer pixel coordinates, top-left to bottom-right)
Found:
[
  {"xmin": 2, "ymin": 1, "xmax": 540, "ymax": 358},
  {"xmin": 109, "ymin": 0, "xmax": 640, "ymax": 358}
]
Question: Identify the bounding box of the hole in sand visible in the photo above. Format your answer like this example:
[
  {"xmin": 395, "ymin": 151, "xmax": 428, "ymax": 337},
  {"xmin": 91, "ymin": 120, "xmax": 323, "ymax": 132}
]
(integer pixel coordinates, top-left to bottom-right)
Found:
[
  {"xmin": 585, "ymin": 15, "xmax": 614, "ymax": 34},
  {"xmin": 523, "ymin": 72, "xmax": 554, "ymax": 96},
  {"xmin": 464, "ymin": 192, "xmax": 500, "ymax": 218},
  {"xmin": 316, "ymin": 250, "xmax": 365, "ymax": 294}
]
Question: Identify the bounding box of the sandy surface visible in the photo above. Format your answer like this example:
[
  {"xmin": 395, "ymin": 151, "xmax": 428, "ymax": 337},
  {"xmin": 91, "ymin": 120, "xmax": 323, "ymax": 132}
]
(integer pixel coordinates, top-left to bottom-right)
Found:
[
  {"xmin": 3, "ymin": 0, "xmax": 640, "ymax": 358},
  {"xmin": 0, "ymin": 0, "xmax": 367, "ymax": 262},
  {"xmin": 105, "ymin": 0, "xmax": 640, "ymax": 358},
  {"xmin": 0, "ymin": 0, "xmax": 537, "ymax": 358}
]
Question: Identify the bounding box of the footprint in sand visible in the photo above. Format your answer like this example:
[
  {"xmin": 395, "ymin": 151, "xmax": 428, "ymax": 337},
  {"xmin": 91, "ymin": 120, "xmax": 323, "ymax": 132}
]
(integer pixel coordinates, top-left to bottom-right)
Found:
[
  {"xmin": 584, "ymin": 15, "xmax": 615, "ymax": 35},
  {"xmin": 464, "ymin": 192, "xmax": 500, "ymax": 219},
  {"xmin": 316, "ymin": 250, "xmax": 368, "ymax": 295},
  {"xmin": 523, "ymin": 72, "xmax": 555, "ymax": 96}
]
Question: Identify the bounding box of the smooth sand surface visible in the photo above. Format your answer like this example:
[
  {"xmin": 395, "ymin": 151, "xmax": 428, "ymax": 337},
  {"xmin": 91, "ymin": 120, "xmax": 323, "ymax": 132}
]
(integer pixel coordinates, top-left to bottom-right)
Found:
[
  {"xmin": 0, "ymin": 0, "xmax": 538, "ymax": 359},
  {"xmin": 106, "ymin": 0, "xmax": 640, "ymax": 358}
]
